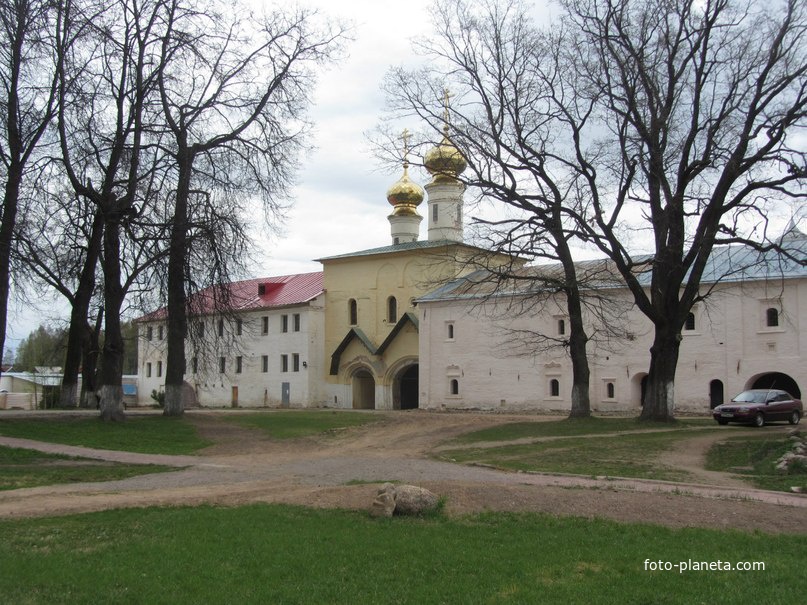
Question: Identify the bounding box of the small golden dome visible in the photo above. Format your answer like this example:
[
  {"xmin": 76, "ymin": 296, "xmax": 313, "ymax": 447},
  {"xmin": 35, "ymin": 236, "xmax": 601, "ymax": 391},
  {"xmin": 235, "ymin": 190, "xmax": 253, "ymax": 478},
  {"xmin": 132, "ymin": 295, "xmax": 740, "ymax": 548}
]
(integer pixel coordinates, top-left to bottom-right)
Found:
[
  {"xmin": 386, "ymin": 166, "xmax": 425, "ymax": 216},
  {"xmin": 424, "ymin": 131, "xmax": 466, "ymax": 183}
]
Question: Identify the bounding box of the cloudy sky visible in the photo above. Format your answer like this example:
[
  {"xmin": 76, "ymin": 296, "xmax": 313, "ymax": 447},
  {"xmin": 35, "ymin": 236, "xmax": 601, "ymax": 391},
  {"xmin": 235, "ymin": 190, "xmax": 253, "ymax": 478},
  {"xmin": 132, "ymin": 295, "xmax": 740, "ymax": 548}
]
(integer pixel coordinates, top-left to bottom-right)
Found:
[
  {"xmin": 7, "ymin": 0, "xmax": 446, "ymax": 349},
  {"xmin": 254, "ymin": 0, "xmax": 449, "ymax": 276}
]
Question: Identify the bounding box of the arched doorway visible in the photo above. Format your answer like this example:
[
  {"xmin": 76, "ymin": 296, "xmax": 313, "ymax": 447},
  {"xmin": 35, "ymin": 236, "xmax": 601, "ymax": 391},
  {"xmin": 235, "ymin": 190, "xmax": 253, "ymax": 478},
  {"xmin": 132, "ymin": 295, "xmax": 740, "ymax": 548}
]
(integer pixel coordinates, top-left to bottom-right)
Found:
[
  {"xmin": 398, "ymin": 364, "xmax": 419, "ymax": 410},
  {"xmin": 709, "ymin": 379, "xmax": 724, "ymax": 408},
  {"xmin": 631, "ymin": 373, "xmax": 648, "ymax": 407},
  {"xmin": 352, "ymin": 369, "xmax": 376, "ymax": 410},
  {"xmin": 750, "ymin": 372, "xmax": 801, "ymax": 399}
]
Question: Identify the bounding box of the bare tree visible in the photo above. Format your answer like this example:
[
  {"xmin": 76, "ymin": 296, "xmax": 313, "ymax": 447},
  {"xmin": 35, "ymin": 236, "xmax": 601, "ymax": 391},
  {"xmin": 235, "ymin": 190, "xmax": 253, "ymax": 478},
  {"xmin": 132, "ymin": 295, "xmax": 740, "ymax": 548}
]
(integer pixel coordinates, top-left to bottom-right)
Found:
[
  {"xmin": 0, "ymin": 0, "xmax": 59, "ymax": 379},
  {"xmin": 55, "ymin": 0, "xmax": 167, "ymax": 420},
  {"xmin": 385, "ymin": 0, "xmax": 600, "ymax": 417},
  {"xmin": 390, "ymin": 0, "xmax": 806, "ymax": 421},
  {"xmin": 560, "ymin": 0, "xmax": 806, "ymax": 420},
  {"xmin": 156, "ymin": 0, "xmax": 344, "ymax": 416},
  {"xmin": 14, "ymin": 188, "xmax": 105, "ymax": 407}
]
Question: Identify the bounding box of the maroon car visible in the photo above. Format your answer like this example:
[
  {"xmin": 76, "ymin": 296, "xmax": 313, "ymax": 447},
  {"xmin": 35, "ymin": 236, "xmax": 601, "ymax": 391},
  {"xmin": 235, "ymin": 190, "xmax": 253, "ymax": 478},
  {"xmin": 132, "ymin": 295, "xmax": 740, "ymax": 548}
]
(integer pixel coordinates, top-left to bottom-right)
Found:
[{"xmin": 712, "ymin": 389, "xmax": 803, "ymax": 427}]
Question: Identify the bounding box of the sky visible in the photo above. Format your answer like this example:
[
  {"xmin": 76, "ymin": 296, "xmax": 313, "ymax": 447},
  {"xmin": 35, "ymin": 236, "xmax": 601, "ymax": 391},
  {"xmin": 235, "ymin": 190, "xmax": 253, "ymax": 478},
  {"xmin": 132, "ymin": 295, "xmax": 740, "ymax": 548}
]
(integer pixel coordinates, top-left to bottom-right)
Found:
[
  {"xmin": 254, "ymin": 0, "xmax": 444, "ymax": 275},
  {"xmin": 5, "ymin": 0, "xmax": 803, "ymax": 352},
  {"xmin": 5, "ymin": 0, "xmax": 453, "ymax": 351}
]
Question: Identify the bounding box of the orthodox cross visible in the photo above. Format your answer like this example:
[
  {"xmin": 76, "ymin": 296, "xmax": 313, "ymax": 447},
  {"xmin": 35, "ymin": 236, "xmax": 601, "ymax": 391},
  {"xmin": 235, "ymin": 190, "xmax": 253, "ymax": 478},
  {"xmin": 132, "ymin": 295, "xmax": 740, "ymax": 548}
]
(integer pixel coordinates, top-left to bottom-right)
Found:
[
  {"xmin": 400, "ymin": 128, "xmax": 412, "ymax": 169},
  {"xmin": 442, "ymin": 88, "xmax": 453, "ymax": 133}
]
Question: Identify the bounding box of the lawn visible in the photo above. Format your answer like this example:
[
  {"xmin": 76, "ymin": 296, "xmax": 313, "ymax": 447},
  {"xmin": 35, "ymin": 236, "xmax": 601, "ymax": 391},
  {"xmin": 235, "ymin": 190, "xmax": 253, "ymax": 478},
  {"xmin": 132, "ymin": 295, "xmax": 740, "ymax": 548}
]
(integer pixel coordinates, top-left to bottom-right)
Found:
[
  {"xmin": 438, "ymin": 428, "xmax": 719, "ymax": 482},
  {"xmin": 0, "ymin": 446, "xmax": 176, "ymax": 491},
  {"xmin": 706, "ymin": 434, "xmax": 807, "ymax": 492},
  {"xmin": 450, "ymin": 416, "xmax": 710, "ymax": 444},
  {"xmin": 222, "ymin": 410, "xmax": 381, "ymax": 439},
  {"xmin": 0, "ymin": 415, "xmax": 210, "ymax": 455},
  {"xmin": 0, "ymin": 504, "xmax": 801, "ymax": 604}
]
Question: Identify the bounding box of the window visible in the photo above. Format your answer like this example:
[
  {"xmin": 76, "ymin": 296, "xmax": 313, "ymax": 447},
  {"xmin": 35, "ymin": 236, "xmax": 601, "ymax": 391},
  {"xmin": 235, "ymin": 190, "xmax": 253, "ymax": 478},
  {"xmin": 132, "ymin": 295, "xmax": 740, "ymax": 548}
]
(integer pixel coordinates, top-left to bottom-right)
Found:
[
  {"xmin": 685, "ymin": 312, "xmax": 696, "ymax": 331},
  {"xmin": 235, "ymin": 356, "xmax": 242, "ymax": 374},
  {"xmin": 261, "ymin": 316, "xmax": 269, "ymax": 335},
  {"xmin": 157, "ymin": 361, "xmax": 162, "ymax": 377},
  {"xmin": 292, "ymin": 353, "xmax": 300, "ymax": 372},
  {"xmin": 557, "ymin": 319, "xmax": 566, "ymax": 336},
  {"xmin": 197, "ymin": 322, "xmax": 205, "ymax": 337},
  {"xmin": 281, "ymin": 314, "xmax": 289, "ymax": 333},
  {"xmin": 236, "ymin": 319, "xmax": 242, "ymax": 336},
  {"xmin": 146, "ymin": 362, "xmax": 152, "ymax": 378},
  {"xmin": 447, "ymin": 323, "xmax": 455, "ymax": 340},
  {"xmin": 387, "ymin": 297, "xmax": 397, "ymax": 323},
  {"xmin": 766, "ymin": 307, "xmax": 779, "ymax": 327},
  {"xmin": 217, "ymin": 319, "xmax": 224, "ymax": 337},
  {"xmin": 261, "ymin": 355, "xmax": 268, "ymax": 373},
  {"xmin": 550, "ymin": 379, "xmax": 560, "ymax": 397},
  {"xmin": 192, "ymin": 357, "xmax": 198, "ymax": 374},
  {"xmin": 450, "ymin": 379, "xmax": 459, "ymax": 395},
  {"xmin": 348, "ymin": 299, "xmax": 358, "ymax": 325},
  {"xmin": 158, "ymin": 325, "xmax": 164, "ymax": 340},
  {"xmin": 281, "ymin": 354, "xmax": 288, "ymax": 373},
  {"xmin": 293, "ymin": 313, "xmax": 301, "ymax": 332},
  {"xmin": 146, "ymin": 326, "xmax": 153, "ymax": 340},
  {"xmin": 432, "ymin": 203, "xmax": 438, "ymax": 222},
  {"xmin": 219, "ymin": 357, "xmax": 225, "ymax": 374},
  {"xmin": 606, "ymin": 382, "xmax": 615, "ymax": 399}
]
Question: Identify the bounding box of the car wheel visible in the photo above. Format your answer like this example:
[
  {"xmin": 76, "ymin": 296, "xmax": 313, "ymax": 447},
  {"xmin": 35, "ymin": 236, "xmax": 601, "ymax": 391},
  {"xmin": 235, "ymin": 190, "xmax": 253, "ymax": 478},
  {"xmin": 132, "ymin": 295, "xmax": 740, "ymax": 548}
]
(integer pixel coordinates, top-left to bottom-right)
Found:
[
  {"xmin": 716, "ymin": 418, "xmax": 729, "ymax": 425},
  {"xmin": 753, "ymin": 413, "xmax": 765, "ymax": 428},
  {"xmin": 789, "ymin": 410, "xmax": 801, "ymax": 425}
]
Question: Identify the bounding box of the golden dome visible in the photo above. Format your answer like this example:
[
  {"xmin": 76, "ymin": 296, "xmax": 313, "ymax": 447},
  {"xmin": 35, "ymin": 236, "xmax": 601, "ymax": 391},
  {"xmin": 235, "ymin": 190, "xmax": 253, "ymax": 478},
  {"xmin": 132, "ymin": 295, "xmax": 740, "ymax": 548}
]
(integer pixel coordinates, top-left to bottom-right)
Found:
[
  {"xmin": 386, "ymin": 166, "xmax": 425, "ymax": 216},
  {"xmin": 424, "ymin": 131, "xmax": 466, "ymax": 183}
]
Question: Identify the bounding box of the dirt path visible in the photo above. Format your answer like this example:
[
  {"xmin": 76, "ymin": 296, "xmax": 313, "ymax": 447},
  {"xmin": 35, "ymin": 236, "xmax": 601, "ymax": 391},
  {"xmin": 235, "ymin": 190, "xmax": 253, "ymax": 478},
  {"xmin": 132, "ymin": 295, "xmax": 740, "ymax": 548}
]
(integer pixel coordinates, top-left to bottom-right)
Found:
[
  {"xmin": 1, "ymin": 410, "xmax": 805, "ymax": 534},
  {"xmin": 658, "ymin": 430, "xmax": 760, "ymax": 488}
]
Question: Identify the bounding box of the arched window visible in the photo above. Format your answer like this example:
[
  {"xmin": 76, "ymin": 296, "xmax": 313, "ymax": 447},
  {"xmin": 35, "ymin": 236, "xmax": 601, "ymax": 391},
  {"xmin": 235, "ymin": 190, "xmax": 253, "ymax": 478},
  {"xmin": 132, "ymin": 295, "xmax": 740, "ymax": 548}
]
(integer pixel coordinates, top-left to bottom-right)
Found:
[
  {"xmin": 685, "ymin": 312, "xmax": 696, "ymax": 331},
  {"xmin": 606, "ymin": 382, "xmax": 615, "ymax": 399},
  {"xmin": 550, "ymin": 379, "xmax": 560, "ymax": 397},
  {"xmin": 447, "ymin": 323, "xmax": 455, "ymax": 340},
  {"xmin": 432, "ymin": 204, "xmax": 438, "ymax": 222},
  {"xmin": 450, "ymin": 379, "xmax": 459, "ymax": 395},
  {"xmin": 558, "ymin": 319, "xmax": 566, "ymax": 335},
  {"xmin": 348, "ymin": 299, "xmax": 358, "ymax": 325},
  {"xmin": 766, "ymin": 307, "xmax": 779, "ymax": 327},
  {"xmin": 387, "ymin": 296, "xmax": 398, "ymax": 323}
]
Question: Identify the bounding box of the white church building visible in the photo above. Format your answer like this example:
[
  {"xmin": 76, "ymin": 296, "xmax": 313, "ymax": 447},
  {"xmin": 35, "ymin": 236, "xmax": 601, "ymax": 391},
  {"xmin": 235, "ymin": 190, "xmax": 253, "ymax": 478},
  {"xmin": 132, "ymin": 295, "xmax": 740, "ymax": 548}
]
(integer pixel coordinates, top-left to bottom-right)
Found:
[{"xmin": 417, "ymin": 232, "xmax": 806, "ymax": 413}]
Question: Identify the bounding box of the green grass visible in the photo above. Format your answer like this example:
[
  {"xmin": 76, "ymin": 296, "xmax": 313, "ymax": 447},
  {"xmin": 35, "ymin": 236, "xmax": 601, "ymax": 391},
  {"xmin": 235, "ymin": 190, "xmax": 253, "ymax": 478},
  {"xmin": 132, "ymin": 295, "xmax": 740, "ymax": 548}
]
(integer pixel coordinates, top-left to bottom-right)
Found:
[
  {"xmin": 439, "ymin": 429, "xmax": 720, "ymax": 481},
  {"xmin": 451, "ymin": 416, "xmax": 708, "ymax": 444},
  {"xmin": 224, "ymin": 410, "xmax": 381, "ymax": 439},
  {"xmin": 0, "ymin": 504, "xmax": 801, "ymax": 604},
  {"xmin": 706, "ymin": 435, "xmax": 807, "ymax": 492},
  {"xmin": 0, "ymin": 416, "xmax": 210, "ymax": 455},
  {"xmin": 0, "ymin": 446, "xmax": 176, "ymax": 491}
]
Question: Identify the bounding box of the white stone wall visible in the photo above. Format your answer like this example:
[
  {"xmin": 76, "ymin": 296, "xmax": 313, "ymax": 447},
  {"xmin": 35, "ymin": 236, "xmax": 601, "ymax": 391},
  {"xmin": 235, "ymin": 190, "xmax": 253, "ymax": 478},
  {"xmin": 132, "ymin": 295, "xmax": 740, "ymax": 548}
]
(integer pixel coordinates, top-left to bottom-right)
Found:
[
  {"xmin": 418, "ymin": 277, "xmax": 806, "ymax": 414},
  {"xmin": 137, "ymin": 297, "xmax": 325, "ymax": 408}
]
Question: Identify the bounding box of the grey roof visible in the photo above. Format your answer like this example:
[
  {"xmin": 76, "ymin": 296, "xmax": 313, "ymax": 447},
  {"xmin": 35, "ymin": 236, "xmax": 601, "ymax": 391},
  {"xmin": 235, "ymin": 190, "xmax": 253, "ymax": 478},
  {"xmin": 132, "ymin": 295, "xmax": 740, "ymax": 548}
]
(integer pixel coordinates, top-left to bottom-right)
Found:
[{"xmin": 419, "ymin": 230, "xmax": 807, "ymax": 303}]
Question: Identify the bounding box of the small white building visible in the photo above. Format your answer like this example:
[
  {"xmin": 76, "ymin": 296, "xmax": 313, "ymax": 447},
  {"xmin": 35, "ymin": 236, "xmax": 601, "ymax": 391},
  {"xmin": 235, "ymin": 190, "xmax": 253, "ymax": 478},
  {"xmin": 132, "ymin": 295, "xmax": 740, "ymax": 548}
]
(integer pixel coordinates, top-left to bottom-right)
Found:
[
  {"xmin": 417, "ymin": 234, "xmax": 807, "ymax": 414},
  {"xmin": 137, "ymin": 272, "xmax": 325, "ymax": 408}
]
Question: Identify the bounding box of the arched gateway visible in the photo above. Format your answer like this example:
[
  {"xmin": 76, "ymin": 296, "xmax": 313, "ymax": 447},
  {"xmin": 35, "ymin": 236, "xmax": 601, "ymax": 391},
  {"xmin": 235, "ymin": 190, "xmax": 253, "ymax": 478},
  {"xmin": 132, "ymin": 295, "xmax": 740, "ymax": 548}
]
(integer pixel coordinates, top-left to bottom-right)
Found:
[
  {"xmin": 395, "ymin": 364, "xmax": 419, "ymax": 410},
  {"xmin": 352, "ymin": 370, "xmax": 376, "ymax": 410}
]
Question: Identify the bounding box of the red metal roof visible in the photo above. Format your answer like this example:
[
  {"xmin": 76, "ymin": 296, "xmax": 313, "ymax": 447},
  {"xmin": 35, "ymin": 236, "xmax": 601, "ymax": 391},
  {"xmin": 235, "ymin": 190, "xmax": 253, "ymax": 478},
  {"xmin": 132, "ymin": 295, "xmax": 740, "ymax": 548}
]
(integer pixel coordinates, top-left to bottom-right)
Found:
[{"xmin": 139, "ymin": 272, "xmax": 323, "ymax": 321}]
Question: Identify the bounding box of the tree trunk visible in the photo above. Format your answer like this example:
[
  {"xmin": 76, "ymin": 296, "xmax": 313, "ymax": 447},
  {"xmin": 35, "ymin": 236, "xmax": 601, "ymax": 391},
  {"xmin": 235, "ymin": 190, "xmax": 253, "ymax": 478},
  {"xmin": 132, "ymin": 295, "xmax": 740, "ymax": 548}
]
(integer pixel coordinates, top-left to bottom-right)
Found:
[
  {"xmin": 640, "ymin": 325, "xmax": 680, "ymax": 422},
  {"xmin": 558, "ymin": 234, "xmax": 591, "ymax": 419},
  {"xmin": 97, "ymin": 218, "xmax": 125, "ymax": 422},
  {"xmin": 0, "ymin": 167, "xmax": 22, "ymax": 380},
  {"xmin": 163, "ymin": 154, "xmax": 192, "ymax": 417},
  {"xmin": 79, "ymin": 306, "xmax": 103, "ymax": 408},
  {"xmin": 60, "ymin": 210, "xmax": 103, "ymax": 407}
]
